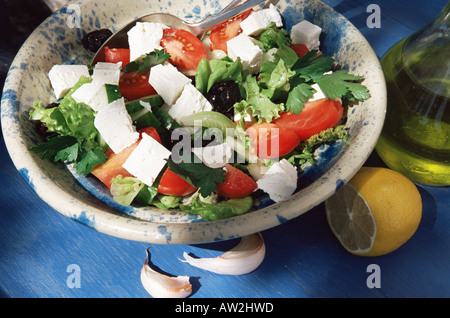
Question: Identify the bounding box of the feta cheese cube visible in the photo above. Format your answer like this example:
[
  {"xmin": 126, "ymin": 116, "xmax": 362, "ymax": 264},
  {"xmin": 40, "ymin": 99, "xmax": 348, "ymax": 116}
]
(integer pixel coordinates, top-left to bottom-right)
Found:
[
  {"xmin": 122, "ymin": 133, "xmax": 171, "ymax": 187},
  {"xmin": 256, "ymin": 159, "xmax": 298, "ymax": 202},
  {"xmin": 169, "ymin": 83, "xmax": 213, "ymax": 122},
  {"xmin": 48, "ymin": 64, "xmax": 90, "ymax": 99},
  {"xmin": 227, "ymin": 33, "xmax": 263, "ymax": 74},
  {"xmin": 127, "ymin": 22, "xmax": 169, "ymax": 61},
  {"xmin": 310, "ymin": 83, "xmax": 326, "ymax": 101},
  {"xmin": 94, "ymin": 97, "xmax": 139, "ymax": 154},
  {"xmin": 92, "ymin": 62, "xmax": 122, "ymax": 85},
  {"xmin": 192, "ymin": 143, "xmax": 233, "ymax": 169},
  {"xmin": 71, "ymin": 81, "xmax": 109, "ymax": 112},
  {"xmin": 148, "ymin": 63, "xmax": 192, "ymax": 105},
  {"xmin": 240, "ymin": 4, "xmax": 283, "ymax": 36},
  {"xmin": 290, "ymin": 20, "xmax": 322, "ymax": 50}
]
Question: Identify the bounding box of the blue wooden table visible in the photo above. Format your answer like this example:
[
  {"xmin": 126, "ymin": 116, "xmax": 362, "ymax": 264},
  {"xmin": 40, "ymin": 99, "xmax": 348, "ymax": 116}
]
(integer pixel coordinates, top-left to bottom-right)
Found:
[{"xmin": 1, "ymin": 0, "xmax": 449, "ymax": 299}]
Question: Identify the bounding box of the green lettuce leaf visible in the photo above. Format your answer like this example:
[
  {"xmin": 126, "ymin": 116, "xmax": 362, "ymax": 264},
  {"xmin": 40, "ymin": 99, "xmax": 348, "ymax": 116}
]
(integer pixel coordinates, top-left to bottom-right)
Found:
[
  {"xmin": 29, "ymin": 76, "xmax": 97, "ymax": 141},
  {"xmin": 259, "ymin": 58, "xmax": 295, "ymax": 101},
  {"xmin": 195, "ymin": 57, "xmax": 243, "ymax": 95},
  {"xmin": 238, "ymin": 73, "xmax": 285, "ymax": 123},
  {"xmin": 110, "ymin": 175, "xmax": 145, "ymax": 206},
  {"xmin": 259, "ymin": 22, "xmax": 292, "ymax": 51}
]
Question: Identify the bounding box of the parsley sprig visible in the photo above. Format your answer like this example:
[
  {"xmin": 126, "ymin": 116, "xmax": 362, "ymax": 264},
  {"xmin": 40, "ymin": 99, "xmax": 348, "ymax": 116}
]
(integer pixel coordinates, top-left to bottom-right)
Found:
[
  {"xmin": 124, "ymin": 49, "xmax": 171, "ymax": 74},
  {"xmin": 259, "ymin": 46, "xmax": 371, "ymax": 114},
  {"xmin": 29, "ymin": 135, "xmax": 107, "ymax": 175},
  {"xmin": 166, "ymin": 153, "xmax": 226, "ymax": 198}
]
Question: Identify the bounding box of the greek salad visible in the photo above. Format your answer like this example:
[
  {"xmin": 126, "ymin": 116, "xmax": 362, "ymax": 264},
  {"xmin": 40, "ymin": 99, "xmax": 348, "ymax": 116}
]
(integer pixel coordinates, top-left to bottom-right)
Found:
[{"xmin": 29, "ymin": 5, "xmax": 370, "ymax": 221}]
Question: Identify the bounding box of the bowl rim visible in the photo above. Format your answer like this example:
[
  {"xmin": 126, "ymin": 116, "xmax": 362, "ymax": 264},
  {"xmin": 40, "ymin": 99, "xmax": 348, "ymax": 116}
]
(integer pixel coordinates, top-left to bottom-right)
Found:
[{"xmin": 1, "ymin": 0, "xmax": 386, "ymax": 244}]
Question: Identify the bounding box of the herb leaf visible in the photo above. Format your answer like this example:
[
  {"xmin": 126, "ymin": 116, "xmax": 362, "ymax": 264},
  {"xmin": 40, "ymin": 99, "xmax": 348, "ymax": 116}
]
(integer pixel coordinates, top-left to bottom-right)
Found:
[
  {"xmin": 166, "ymin": 154, "xmax": 226, "ymax": 198},
  {"xmin": 29, "ymin": 135, "xmax": 79, "ymax": 161},
  {"xmin": 124, "ymin": 49, "xmax": 171, "ymax": 74},
  {"xmin": 285, "ymin": 82, "xmax": 315, "ymax": 114},
  {"xmin": 292, "ymin": 50, "xmax": 335, "ymax": 81},
  {"xmin": 315, "ymin": 70, "xmax": 371, "ymax": 101},
  {"xmin": 74, "ymin": 147, "xmax": 108, "ymax": 175}
]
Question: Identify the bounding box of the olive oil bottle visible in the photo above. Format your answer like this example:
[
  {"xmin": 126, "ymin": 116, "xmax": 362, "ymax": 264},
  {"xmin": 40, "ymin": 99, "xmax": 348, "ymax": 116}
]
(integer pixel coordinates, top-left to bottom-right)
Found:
[{"xmin": 375, "ymin": 3, "xmax": 450, "ymax": 186}]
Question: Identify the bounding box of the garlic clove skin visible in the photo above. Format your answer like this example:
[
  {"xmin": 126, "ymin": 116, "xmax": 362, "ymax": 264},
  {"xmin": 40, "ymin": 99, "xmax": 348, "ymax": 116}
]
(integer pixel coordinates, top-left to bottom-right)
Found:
[
  {"xmin": 181, "ymin": 233, "xmax": 265, "ymax": 275},
  {"xmin": 141, "ymin": 249, "xmax": 192, "ymax": 298}
]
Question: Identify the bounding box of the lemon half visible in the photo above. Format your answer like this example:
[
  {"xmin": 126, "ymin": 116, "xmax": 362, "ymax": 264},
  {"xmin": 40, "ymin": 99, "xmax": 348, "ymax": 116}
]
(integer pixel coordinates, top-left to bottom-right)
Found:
[{"xmin": 325, "ymin": 167, "xmax": 422, "ymax": 256}]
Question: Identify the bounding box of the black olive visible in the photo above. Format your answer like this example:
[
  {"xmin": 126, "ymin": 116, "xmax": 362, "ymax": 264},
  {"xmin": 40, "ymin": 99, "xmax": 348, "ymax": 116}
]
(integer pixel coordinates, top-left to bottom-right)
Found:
[
  {"xmin": 206, "ymin": 81, "xmax": 242, "ymax": 120},
  {"xmin": 81, "ymin": 29, "xmax": 113, "ymax": 52}
]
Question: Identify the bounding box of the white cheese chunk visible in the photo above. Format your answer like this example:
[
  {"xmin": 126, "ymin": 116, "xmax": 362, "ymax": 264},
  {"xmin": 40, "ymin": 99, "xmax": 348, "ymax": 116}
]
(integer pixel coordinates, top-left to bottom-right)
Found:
[
  {"xmin": 192, "ymin": 143, "xmax": 233, "ymax": 169},
  {"xmin": 92, "ymin": 62, "xmax": 122, "ymax": 85},
  {"xmin": 256, "ymin": 159, "xmax": 298, "ymax": 202},
  {"xmin": 127, "ymin": 22, "xmax": 169, "ymax": 61},
  {"xmin": 148, "ymin": 63, "xmax": 192, "ymax": 105},
  {"xmin": 122, "ymin": 133, "xmax": 171, "ymax": 187},
  {"xmin": 168, "ymin": 83, "xmax": 213, "ymax": 122},
  {"xmin": 290, "ymin": 20, "xmax": 322, "ymax": 50},
  {"xmin": 227, "ymin": 33, "xmax": 263, "ymax": 74},
  {"xmin": 48, "ymin": 64, "xmax": 90, "ymax": 99},
  {"xmin": 240, "ymin": 4, "xmax": 283, "ymax": 36},
  {"xmin": 94, "ymin": 97, "xmax": 139, "ymax": 154},
  {"xmin": 310, "ymin": 83, "xmax": 326, "ymax": 101},
  {"xmin": 71, "ymin": 81, "xmax": 109, "ymax": 112}
]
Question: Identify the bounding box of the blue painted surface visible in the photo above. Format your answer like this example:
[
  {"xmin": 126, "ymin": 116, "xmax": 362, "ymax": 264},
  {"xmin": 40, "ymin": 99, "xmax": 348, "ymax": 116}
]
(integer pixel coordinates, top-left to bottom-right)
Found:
[{"xmin": 0, "ymin": 0, "xmax": 449, "ymax": 298}]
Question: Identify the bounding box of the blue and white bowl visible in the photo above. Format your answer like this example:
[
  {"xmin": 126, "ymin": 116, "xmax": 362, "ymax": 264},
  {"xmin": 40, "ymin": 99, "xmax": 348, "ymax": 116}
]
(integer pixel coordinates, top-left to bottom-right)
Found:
[{"xmin": 1, "ymin": 0, "xmax": 386, "ymax": 244}]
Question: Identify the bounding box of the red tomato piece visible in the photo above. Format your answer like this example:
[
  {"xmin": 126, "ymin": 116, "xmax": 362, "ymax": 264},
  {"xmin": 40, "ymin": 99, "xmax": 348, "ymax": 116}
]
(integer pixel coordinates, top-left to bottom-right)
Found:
[
  {"xmin": 290, "ymin": 44, "xmax": 323, "ymax": 58},
  {"xmin": 157, "ymin": 168, "xmax": 198, "ymax": 196},
  {"xmin": 160, "ymin": 28, "xmax": 207, "ymax": 70},
  {"xmin": 91, "ymin": 142, "xmax": 138, "ymax": 189},
  {"xmin": 138, "ymin": 127, "xmax": 162, "ymax": 144},
  {"xmin": 119, "ymin": 72, "xmax": 157, "ymax": 101},
  {"xmin": 209, "ymin": 9, "xmax": 253, "ymax": 53},
  {"xmin": 273, "ymin": 99, "xmax": 344, "ymax": 140},
  {"xmin": 216, "ymin": 164, "xmax": 257, "ymax": 199},
  {"xmin": 104, "ymin": 47, "xmax": 130, "ymax": 66},
  {"xmin": 290, "ymin": 44, "xmax": 309, "ymax": 58},
  {"xmin": 246, "ymin": 122, "xmax": 301, "ymax": 159},
  {"xmin": 91, "ymin": 128, "xmax": 162, "ymax": 189}
]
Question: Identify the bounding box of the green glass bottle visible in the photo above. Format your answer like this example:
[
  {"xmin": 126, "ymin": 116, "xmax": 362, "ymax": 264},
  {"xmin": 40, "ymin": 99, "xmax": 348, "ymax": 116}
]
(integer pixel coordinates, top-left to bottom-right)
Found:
[{"xmin": 375, "ymin": 2, "xmax": 450, "ymax": 186}]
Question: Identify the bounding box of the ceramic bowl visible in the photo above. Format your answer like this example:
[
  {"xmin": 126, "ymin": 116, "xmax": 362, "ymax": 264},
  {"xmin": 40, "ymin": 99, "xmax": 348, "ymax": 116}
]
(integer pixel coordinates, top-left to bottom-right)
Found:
[{"xmin": 1, "ymin": 0, "xmax": 386, "ymax": 244}]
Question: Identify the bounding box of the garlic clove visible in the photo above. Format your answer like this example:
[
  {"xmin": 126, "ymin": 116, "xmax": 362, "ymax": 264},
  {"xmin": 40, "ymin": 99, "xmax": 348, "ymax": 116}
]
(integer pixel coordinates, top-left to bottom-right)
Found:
[
  {"xmin": 181, "ymin": 233, "xmax": 265, "ymax": 275},
  {"xmin": 141, "ymin": 248, "xmax": 192, "ymax": 298}
]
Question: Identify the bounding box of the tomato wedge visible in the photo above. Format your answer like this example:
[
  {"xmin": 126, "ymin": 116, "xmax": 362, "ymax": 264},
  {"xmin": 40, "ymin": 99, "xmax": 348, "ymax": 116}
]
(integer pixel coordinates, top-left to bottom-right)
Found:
[
  {"xmin": 246, "ymin": 122, "xmax": 301, "ymax": 159},
  {"xmin": 160, "ymin": 28, "xmax": 207, "ymax": 70},
  {"xmin": 273, "ymin": 99, "xmax": 344, "ymax": 140},
  {"xmin": 216, "ymin": 164, "xmax": 257, "ymax": 199},
  {"xmin": 104, "ymin": 47, "xmax": 130, "ymax": 66},
  {"xmin": 91, "ymin": 143, "xmax": 138, "ymax": 189},
  {"xmin": 290, "ymin": 43, "xmax": 322, "ymax": 58},
  {"xmin": 290, "ymin": 44, "xmax": 309, "ymax": 58},
  {"xmin": 119, "ymin": 72, "xmax": 157, "ymax": 101},
  {"xmin": 209, "ymin": 9, "xmax": 253, "ymax": 53},
  {"xmin": 91, "ymin": 128, "xmax": 161, "ymax": 189},
  {"xmin": 158, "ymin": 168, "xmax": 197, "ymax": 196}
]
